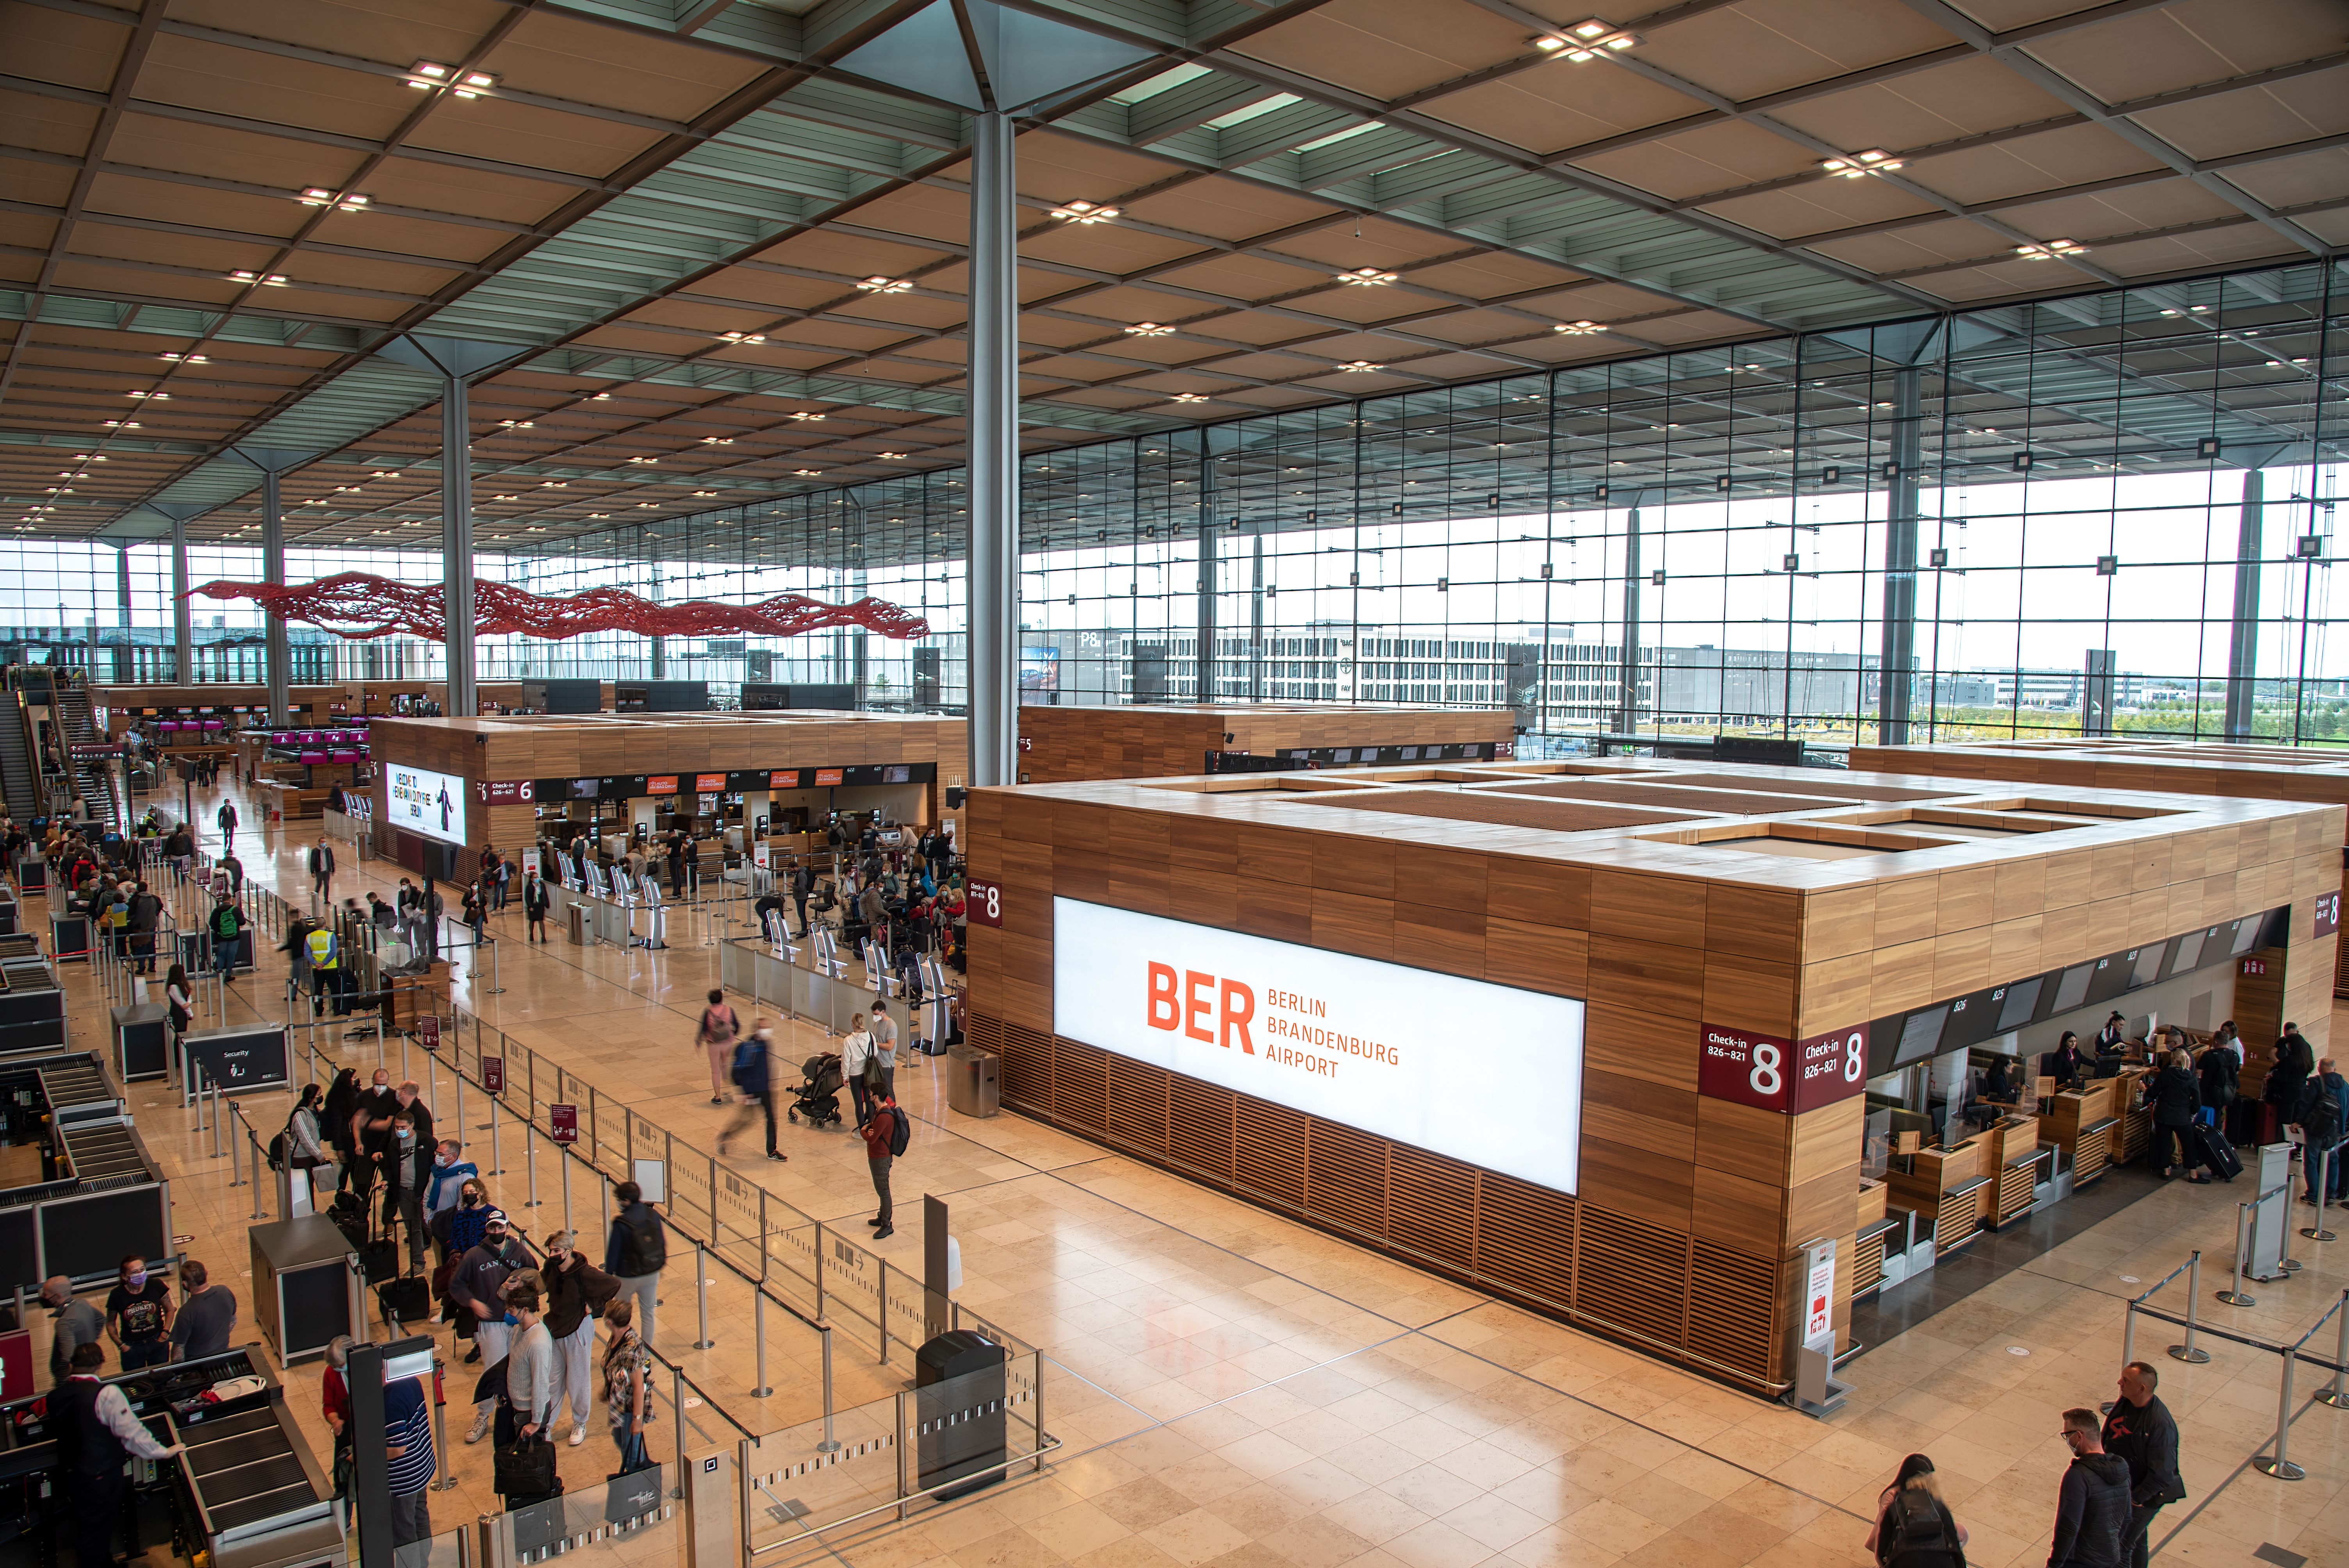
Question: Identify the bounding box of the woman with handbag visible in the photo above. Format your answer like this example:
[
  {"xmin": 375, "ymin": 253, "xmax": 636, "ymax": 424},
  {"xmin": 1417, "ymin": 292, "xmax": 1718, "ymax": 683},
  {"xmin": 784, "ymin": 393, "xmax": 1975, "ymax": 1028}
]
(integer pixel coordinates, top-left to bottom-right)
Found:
[
  {"xmin": 286, "ymin": 1083, "xmax": 330, "ymax": 1204},
  {"xmin": 164, "ymin": 962, "xmax": 194, "ymax": 1057},
  {"xmin": 494, "ymin": 1275, "xmax": 560, "ymax": 1506},
  {"xmin": 602, "ymin": 1301, "xmax": 653, "ymax": 1475}
]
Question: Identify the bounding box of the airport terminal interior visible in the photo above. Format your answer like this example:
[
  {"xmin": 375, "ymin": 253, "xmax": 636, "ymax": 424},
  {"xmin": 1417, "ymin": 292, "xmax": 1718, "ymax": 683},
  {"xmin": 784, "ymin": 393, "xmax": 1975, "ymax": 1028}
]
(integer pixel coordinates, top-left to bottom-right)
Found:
[{"xmin": 5, "ymin": 3, "xmax": 2349, "ymax": 1568}]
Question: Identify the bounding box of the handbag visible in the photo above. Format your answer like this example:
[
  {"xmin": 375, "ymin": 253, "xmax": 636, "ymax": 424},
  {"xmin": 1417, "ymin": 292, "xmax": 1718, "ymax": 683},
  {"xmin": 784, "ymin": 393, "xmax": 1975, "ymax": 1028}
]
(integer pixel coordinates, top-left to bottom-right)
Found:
[{"xmin": 494, "ymin": 1434, "xmax": 558, "ymax": 1496}]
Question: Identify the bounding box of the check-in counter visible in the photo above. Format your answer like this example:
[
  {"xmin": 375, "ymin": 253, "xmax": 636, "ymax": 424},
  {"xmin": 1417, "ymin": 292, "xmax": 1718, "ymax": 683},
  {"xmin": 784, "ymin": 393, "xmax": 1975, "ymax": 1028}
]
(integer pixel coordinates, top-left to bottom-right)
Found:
[
  {"xmin": 1978, "ymin": 1114, "xmax": 2046, "ymax": 1226},
  {"xmin": 1885, "ymin": 1137, "xmax": 1991, "ymax": 1257},
  {"xmin": 2110, "ymin": 1066, "xmax": 2154, "ymax": 1164},
  {"xmin": 1851, "ymin": 1179, "xmax": 1896, "ymax": 1299},
  {"xmin": 2039, "ymin": 1078, "xmax": 2119, "ymax": 1186}
]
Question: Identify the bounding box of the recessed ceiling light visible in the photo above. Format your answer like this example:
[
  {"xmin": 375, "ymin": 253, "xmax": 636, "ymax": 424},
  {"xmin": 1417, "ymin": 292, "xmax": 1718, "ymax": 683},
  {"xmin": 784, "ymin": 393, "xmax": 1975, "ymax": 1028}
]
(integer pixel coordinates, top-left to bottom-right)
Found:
[
  {"xmin": 297, "ymin": 187, "xmax": 370, "ymax": 211},
  {"xmin": 718, "ymin": 331, "xmax": 765, "ymax": 344},
  {"xmin": 1553, "ymin": 320, "xmax": 1605, "ymax": 335},
  {"xmin": 372, "ymin": 470, "xmax": 400, "ymax": 478},
  {"xmin": 409, "ymin": 61, "xmax": 496, "ymax": 96},
  {"xmin": 1049, "ymin": 200, "xmax": 1119, "ymax": 224},
  {"xmin": 793, "ymin": 468, "xmax": 821, "ymax": 476},
  {"xmin": 877, "ymin": 451, "xmax": 907, "ymax": 460},
  {"xmin": 1125, "ymin": 322, "xmax": 1174, "ymax": 337},
  {"xmin": 1336, "ymin": 266, "xmax": 1397, "ymax": 285},
  {"xmin": 627, "ymin": 455, "xmax": 657, "ymax": 463},
  {"xmin": 103, "ymin": 420, "xmax": 139, "ymax": 428},
  {"xmin": 1170, "ymin": 393, "xmax": 1211, "ymax": 404},
  {"xmin": 159, "ymin": 352, "xmax": 209, "ymax": 362},
  {"xmin": 228, "ymin": 271, "xmax": 289, "ymax": 285},
  {"xmin": 856, "ymin": 276, "xmax": 912, "ymax": 293},
  {"xmin": 692, "ymin": 490, "xmax": 718, "ymax": 497},
  {"xmin": 1821, "ymin": 150, "xmax": 1902, "ymax": 177},
  {"xmin": 701, "ymin": 437, "xmax": 733, "ymax": 445},
  {"xmin": 1335, "ymin": 360, "xmax": 1383, "ymax": 373},
  {"xmin": 789, "ymin": 411, "xmax": 826, "ymax": 421},
  {"xmin": 636, "ymin": 502, "xmax": 659, "ymax": 508},
  {"xmin": 592, "ymin": 392, "xmax": 611, "ymax": 399},
  {"xmin": 1533, "ymin": 19, "xmax": 1639, "ymax": 58},
  {"xmin": 127, "ymin": 390, "xmax": 167, "ymax": 399},
  {"xmin": 2016, "ymin": 238, "xmax": 2086, "ymax": 259},
  {"xmin": 497, "ymin": 419, "xmax": 535, "ymax": 428},
  {"xmin": 539, "ymin": 480, "xmax": 567, "ymax": 488}
]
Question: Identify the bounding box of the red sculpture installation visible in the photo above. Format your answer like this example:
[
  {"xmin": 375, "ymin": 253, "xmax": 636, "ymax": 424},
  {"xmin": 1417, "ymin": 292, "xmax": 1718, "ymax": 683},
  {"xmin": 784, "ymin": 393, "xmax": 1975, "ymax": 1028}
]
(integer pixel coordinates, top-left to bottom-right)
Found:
[{"xmin": 186, "ymin": 572, "xmax": 931, "ymax": 642}]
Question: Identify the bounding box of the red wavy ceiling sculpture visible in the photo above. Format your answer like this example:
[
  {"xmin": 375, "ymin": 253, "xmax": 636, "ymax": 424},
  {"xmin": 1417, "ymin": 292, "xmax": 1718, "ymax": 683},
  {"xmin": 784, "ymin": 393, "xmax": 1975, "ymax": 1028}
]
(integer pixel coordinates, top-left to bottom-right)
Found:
[{"xmin": 187, "ymin": 572, "xmax": 931, "ymax": 643}]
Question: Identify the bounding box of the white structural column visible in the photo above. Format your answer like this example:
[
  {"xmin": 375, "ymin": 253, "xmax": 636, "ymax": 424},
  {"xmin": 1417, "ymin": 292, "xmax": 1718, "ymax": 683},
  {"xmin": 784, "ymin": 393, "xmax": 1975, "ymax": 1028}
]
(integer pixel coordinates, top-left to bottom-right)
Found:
[
  {"xmin": 170, "ymin": 513, "xmax": 192, "ymax": 682},
  {"xmin": 262, "ymin": 468, "xmax": 290, "ymax": 725},
  {"xmin": 443, "ymin": 374, "xmax": 477, "ymax": 718},
  {"xmin": 966, "ymin": 110, "xmax": 1019, "ymax": 788}
]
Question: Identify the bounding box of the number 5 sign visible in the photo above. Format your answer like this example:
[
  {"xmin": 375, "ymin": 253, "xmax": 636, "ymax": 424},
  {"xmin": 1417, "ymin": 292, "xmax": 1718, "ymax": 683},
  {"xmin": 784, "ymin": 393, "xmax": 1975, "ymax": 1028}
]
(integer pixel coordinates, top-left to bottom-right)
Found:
[
  {"xmin": 965, "ymin": 877, "xmax": 1004, "ymax": 928},
  {"xmin": 1698, "ymin": 1022, "xmax": 1868, "ymax": 1114}
]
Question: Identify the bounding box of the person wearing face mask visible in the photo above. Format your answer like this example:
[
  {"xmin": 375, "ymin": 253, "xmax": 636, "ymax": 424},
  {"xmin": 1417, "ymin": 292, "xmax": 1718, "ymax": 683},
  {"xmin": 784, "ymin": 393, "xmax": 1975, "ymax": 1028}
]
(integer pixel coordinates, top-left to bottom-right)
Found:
[
  {"xmin": 423, "ymin": 1139, "xmax": 479, "ymax": 1236},
  {"xmin": 447, "ymin": 1210, "xmax": 530, "ymax": 1443},
  {"xmin": 538, "ymin": 1230, "xmax": 619, "ymax": 1446},
  {"xmin": 38, "ymin": 1276, "xmax": 103, "ymax": 1384},
  {"xmin": 105, "ymin": 1254, "xmax": 173, "ymax": 1370},
  {"xmin": 381, "ymin": 1111, "xmax": 431, "ymax": 1272},
  {"xmin": 167, "ymin": 1260, "xmax": 237, "ymax": 1361}
]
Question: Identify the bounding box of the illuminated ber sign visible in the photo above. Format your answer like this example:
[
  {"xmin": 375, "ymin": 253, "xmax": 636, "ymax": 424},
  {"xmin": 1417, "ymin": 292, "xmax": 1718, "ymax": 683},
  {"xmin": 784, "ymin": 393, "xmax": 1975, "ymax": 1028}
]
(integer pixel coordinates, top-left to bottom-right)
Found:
[{"xmin": 1053, "ymin": 898, "xmax": 1584, "ymax": 1195}]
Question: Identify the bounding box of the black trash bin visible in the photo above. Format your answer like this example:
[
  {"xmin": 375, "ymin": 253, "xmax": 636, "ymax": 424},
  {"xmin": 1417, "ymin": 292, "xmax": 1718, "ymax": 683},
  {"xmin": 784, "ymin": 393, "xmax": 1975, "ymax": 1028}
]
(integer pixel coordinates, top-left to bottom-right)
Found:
[{"xmin": 914, "ymin": 1330, "xmax": 1007, "ymax": 1501}]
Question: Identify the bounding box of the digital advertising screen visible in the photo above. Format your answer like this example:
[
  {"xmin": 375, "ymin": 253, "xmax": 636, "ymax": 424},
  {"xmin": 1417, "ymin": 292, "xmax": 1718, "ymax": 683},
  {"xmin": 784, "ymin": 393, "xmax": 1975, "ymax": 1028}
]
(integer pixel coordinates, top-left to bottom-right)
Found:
[
  {"xmin": 1052, "ymin": 897, "xmax": 1585, "ymax": 1195},
  {"xmin": 387, "ymin": 763, "xmax": 467, "ymax": 845}
]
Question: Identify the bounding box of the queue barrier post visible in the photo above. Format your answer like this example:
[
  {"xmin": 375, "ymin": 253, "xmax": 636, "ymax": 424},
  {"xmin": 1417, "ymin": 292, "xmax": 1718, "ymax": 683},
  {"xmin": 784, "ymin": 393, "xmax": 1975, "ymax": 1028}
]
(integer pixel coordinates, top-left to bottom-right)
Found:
[
  {"xmin": 2256, "ymin": 1336, "xmax": 2308, "ymax": 1481},
  {"xmin": 2221, "ymin": 1203, "xmax": 2258, "ymax": 1308},
  {"xmin": 2321, "ymin": 1290, "xmax": 2349, "ymax": 1411},
  {"xmin": 2304, "ymin": 1147, "xmax": 2337, "ymax": 1244},
  {"xmin": 2170, "ymin": 1251, "xmax": 2212, "ymax": 1364}
]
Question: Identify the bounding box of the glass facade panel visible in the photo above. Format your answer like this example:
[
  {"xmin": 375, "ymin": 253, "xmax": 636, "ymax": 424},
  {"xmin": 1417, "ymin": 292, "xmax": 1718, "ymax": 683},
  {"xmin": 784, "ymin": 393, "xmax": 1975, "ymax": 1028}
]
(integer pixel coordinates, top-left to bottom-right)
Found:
[{"xmin": 16, "ymin": 260, "xmax": 2345, "ymax": 745}]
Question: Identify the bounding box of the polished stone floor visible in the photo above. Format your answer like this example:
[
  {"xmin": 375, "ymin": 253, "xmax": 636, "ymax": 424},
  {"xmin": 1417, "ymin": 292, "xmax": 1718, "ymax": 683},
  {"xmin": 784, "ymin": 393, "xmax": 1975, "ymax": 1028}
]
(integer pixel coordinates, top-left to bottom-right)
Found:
[{"xmin": 29, "ymin": 777, "xmax": 2349, "ymax": 1566}]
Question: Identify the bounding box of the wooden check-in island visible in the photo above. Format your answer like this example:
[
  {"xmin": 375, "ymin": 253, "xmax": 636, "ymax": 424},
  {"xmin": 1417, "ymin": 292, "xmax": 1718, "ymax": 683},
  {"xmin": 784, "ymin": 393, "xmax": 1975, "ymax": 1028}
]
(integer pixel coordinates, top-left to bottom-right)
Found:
[{"xmin": 964, "ymin": 754, "xmax": 2339, "ymax": 1396}]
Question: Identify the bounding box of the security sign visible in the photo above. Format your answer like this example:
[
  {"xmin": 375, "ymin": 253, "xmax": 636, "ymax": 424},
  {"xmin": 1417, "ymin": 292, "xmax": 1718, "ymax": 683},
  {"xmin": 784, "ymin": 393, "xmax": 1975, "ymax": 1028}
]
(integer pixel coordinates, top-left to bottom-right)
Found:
[{"xmin": 549, "ymin": 1103, "xmax": 578, "ymax": 1144}]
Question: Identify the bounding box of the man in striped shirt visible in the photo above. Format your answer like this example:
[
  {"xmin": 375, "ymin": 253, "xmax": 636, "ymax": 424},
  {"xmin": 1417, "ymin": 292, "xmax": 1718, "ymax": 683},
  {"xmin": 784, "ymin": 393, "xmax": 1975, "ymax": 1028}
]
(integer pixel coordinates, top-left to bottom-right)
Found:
[{"xmin": 383, "ymin": 1373, "xmax": 436, "ymax": 1547}]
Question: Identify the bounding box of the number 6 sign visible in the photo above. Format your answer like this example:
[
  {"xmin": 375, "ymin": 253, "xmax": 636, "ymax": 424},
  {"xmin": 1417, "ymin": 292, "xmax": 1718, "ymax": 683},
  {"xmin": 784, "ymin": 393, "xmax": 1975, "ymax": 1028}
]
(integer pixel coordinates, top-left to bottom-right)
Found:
[{"xmin": 965, "ymin": 877, "xmax": 1004, "ymax": 928}]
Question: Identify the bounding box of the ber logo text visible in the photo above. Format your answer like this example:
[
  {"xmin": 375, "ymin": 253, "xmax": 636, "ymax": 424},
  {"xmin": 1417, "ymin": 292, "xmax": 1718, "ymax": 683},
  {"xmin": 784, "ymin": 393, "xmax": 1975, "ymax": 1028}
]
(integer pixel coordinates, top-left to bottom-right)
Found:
[{"xmin": 1055, "ymin": 898, "xmax": 1583, "ymax": 1195}]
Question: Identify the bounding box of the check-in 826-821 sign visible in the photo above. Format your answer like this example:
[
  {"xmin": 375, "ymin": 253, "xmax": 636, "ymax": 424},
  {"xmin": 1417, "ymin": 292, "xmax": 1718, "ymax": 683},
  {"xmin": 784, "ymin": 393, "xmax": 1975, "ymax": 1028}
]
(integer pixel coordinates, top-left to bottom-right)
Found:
[{"xmin": 1697, "ymin": 1021, "xmax": 1869, "ymax": 1114}]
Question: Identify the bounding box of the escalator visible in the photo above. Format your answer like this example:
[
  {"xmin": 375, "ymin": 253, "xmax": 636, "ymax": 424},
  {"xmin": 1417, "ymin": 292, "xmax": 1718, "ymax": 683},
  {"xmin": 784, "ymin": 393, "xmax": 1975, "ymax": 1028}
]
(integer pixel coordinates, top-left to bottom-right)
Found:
[
  {"xmin": 0, "ymin": 683, "xmax": 36, "ymax": 821},
  {"xmin": 51, "ymin": 672, "xmax": 119, "ymax": 829}
]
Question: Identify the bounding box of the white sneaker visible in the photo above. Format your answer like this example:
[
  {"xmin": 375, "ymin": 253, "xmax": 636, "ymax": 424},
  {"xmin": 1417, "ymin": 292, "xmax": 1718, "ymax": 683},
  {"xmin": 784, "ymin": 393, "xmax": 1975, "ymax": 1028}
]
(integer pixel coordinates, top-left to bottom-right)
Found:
[
  {"xmin": 568, "ymin": 1425, "xmax": 587, "ymax": 1447},
  {"xmin": 465, "ymin": 1414, "xmax": 491, "ymax": 1445}
]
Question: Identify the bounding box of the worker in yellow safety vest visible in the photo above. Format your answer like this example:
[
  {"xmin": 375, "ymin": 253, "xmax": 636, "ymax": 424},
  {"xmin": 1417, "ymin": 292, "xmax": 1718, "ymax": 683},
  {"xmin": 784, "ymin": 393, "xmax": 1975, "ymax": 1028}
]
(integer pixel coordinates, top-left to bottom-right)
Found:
[{"xmin": 305, "ymin": 923, "xmax": 348, "ymax": 1016}]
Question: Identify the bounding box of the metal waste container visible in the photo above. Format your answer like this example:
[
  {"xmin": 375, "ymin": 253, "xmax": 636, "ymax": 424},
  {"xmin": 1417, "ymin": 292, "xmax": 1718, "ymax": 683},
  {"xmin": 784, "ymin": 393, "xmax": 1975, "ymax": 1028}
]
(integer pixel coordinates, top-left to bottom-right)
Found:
[
  {"xmin": 566, "ymin": 901, "xmax": 587, "ymax": 945},
  {"xmin": 946, "ymin": 1044, "xmax": 1000, "ymax": 1117}
]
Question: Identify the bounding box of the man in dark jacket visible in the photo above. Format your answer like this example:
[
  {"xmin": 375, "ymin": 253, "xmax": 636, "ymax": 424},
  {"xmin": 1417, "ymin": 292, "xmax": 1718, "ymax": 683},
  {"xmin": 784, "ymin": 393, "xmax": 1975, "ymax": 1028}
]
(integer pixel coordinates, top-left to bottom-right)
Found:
[
  {"xmin": 539, "ymin": 1231, "xmax": 618, "ymax": 1445},
  {"xmin": 2267, "ymin": 1023, "xmax": 2316, "ymax": 1114},
  {"xmin": 2099, "ymin": 1361, "xmax": 2183, "ymax": 1568},
  {"xmin": 603, "ymin": 1181, "xmax": 665, "ymax": 1348},
  {"xmin": 717, "ymin": 1021, "xmax": 784, "ymax": 1162},
  {"xmin": 447, "ymin": 1211, "xmax": 530, "ymax": 1444},
  {"xmin": 2051, "ymin": 1407, "xmax": 2132, "ymax": 1568},
  {"xmin": 2296, "ymin": 1057, "xmax": 2348, "ymax": 1203}
]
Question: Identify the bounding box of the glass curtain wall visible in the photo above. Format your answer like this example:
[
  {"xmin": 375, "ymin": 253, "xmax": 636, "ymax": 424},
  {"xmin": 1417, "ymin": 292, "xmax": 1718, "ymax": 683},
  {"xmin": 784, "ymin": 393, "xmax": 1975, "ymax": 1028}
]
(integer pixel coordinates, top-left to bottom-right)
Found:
[{"xmin": 18, "ymin": 258, "xmax": 2343, "ymax": 745}]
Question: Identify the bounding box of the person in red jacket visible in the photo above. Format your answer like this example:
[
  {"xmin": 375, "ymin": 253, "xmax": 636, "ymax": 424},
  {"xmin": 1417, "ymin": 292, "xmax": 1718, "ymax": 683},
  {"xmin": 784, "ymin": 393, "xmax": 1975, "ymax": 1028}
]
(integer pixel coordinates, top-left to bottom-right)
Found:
[{"xmin": 861, "ymin": 1090, "xmax": 899, "ymax": 1239}]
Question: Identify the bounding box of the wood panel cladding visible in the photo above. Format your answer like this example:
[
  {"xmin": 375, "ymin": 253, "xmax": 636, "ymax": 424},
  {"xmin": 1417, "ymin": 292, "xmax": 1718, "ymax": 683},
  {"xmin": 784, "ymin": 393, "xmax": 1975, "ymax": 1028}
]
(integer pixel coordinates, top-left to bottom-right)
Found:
[
  {"xmin": 984, "ymin": 1012, "xmax": 1782, "ymax": 1393},
  {"xmin": 1016, "ymin": 704, "xmax": 1515, "ymax": 785},
  {"xmin": 968, "ymin": 755, "xmax": 2342, "ymax": 1398}
]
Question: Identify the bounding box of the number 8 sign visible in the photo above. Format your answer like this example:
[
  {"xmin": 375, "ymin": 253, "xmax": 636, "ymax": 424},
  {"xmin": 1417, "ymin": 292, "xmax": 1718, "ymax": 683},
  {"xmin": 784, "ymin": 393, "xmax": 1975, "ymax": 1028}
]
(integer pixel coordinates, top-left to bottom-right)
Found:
[
  {"xmin": 1699, "ymin": 1021, "xmax": 1870, "ymax": 1114},
  {"xmin": 966, "ymin": 877, "xmax": 1004, "ymax": 928}
]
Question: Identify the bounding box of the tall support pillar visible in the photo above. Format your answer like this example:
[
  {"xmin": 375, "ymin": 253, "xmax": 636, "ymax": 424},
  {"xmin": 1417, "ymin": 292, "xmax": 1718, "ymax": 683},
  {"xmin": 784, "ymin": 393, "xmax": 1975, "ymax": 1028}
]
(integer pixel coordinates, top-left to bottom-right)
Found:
[
  {"xmin": 113, "ymin": 545, "xmax": 133, "ymax": 683},
  {"xmin": 966, "ymin": 110, "xmax": 1019, "ymax": 787},
  {"xmin": 2226, "ymin": 469, "xmax": 2264, "ymax": 739},
  {"xmin": 1248, "ymin": 531, "xmax": 1265, "ymax": 701},
  {"xmin": 1195, "ymin": 450, "xmax": 1217, "ymax": 702},
  {"xmin": 262, "ymin": 469, "xmax": 290, "ymax": 725},
  {"xmin": 1615, "ymin": 504, "xmax": 1642, "ymax": 737},
  {"xmin": 170, "ymin": 514, "xmax": 192, "ymax": 683},
  {"xmin": 442, "ymin": 377, "xmax": 477, "ymax": 718},
  {"xmin": 1878, "ymin": 366, "xmax": 1923, "ymax": 744}
]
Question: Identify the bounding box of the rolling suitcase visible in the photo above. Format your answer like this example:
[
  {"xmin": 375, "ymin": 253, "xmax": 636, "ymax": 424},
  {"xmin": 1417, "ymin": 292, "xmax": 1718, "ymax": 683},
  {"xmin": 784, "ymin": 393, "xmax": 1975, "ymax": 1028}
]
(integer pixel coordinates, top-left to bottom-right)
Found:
[{"xmin": 2192, "ymin": 1123, "xmax": 2242, "ymax": 1181}]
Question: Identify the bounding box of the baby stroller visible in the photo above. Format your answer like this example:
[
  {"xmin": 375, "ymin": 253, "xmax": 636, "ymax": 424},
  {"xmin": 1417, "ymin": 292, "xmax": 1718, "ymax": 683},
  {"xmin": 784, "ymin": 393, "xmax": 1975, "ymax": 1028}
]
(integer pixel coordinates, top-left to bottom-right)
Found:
[{"xmin": 789, "ymin": 1052, "xmax": 845, "ymax": 1126}]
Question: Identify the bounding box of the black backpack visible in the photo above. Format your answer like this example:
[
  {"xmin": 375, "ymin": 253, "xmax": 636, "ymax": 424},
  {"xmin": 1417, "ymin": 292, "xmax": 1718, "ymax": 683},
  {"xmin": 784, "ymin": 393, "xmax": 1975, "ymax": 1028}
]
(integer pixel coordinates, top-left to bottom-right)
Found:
[
  {"xmin": 1878, "ymin": 1489, "xmax": 1965, "ymax": 1568},
  {"xmin": 617, "ymin": 1209, "xmax": 666, "ymax": 1275},
  {"xmin": 886, "ymin": 1105, "xmax": 911, "ymax": 1157},
  {"xmin": 2298, "ymin": 1080, "xmax": 2342, "ymax": 1144}
]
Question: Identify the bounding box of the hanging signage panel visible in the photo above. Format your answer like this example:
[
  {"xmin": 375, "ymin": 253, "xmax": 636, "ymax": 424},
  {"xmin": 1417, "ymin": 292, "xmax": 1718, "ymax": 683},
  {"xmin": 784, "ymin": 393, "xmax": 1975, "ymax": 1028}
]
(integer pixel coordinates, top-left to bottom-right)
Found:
[{"xmin": 1052, "ymin": 897, "xmax": 1584, "ymax": 1196}]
